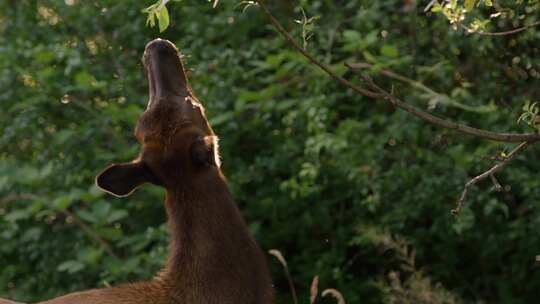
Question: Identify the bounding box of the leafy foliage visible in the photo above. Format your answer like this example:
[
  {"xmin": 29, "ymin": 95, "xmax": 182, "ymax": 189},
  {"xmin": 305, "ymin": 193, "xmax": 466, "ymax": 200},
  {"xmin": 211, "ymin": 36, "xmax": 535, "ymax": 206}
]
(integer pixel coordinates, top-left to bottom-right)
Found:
[
  {"xmin": 517, "ymin": 100, "xmax": 539, "ymax": 128},
  {"xmin": 430, "ymin": 0, "xmax": 539, "ymax": 33},
  {"xmin": 142, "ymin": 0, "xmax": 175, "ymax": 32},
  {"xmin": 1, "ymin": 1, "xmax": 540, "ymax": 303}
]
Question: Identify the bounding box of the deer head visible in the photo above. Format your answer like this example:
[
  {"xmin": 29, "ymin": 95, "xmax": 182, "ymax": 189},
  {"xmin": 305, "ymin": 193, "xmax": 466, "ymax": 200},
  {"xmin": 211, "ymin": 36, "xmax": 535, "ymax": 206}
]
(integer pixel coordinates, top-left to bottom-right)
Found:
[
  {"xmin": 22, "ymin": 39, "xmax": 274, "ymax": 304},
  {"xmin": 96, "ymin": 39, "xmax": 220, "ymax": 196}
]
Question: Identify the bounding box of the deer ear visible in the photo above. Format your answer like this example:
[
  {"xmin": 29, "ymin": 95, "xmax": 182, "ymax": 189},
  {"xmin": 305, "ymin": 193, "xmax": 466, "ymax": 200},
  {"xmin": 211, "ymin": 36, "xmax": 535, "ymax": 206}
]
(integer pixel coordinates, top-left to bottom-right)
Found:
[
  {"xmin": 96, "ymin": 161, "xmax": 159, "ymax": 197},
  {"xmin": 190, "ymin": 136, "xmax": 220, "ymax": 168}
]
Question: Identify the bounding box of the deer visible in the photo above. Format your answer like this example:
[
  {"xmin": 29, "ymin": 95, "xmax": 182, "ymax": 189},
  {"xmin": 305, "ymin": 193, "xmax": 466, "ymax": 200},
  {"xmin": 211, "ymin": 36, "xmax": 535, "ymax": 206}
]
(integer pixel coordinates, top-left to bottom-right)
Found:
[{"xmin": 1, "ymin": 38, "xmax": 274, "ymax": 304}]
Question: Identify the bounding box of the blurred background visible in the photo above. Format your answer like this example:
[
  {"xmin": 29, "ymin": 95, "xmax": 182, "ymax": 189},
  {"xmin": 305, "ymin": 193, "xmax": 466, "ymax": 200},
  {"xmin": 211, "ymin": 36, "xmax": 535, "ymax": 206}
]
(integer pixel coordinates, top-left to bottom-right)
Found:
[{"xmin": 1, "ymin": 0, "xmax": 539, "ymax": 303}]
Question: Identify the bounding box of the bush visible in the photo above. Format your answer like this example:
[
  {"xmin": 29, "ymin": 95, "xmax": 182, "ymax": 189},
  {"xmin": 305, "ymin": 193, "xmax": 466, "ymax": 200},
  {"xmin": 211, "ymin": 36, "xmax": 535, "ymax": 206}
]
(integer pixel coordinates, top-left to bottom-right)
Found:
[{"xmin": 1, "ymin": 1, "xmax": 539, "ymax": 303}]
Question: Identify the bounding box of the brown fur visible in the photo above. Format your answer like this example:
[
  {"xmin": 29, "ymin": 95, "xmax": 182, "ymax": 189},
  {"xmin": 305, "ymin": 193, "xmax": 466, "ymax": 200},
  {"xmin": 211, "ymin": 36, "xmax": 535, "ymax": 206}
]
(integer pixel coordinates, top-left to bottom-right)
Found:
[{"xmin": 3, "ymin": 39, "xmax": 273, "ymax": 304}]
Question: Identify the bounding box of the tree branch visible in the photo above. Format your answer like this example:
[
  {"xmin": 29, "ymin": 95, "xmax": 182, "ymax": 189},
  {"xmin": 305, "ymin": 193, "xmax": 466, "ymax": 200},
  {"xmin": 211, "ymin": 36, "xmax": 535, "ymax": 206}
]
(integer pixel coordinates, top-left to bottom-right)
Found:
[
  {"xmin": 362, "ymin": 71, "xmax": 540, "ymax": 143},
  {"xmin": 253, "ymin": 1, "xmax": 380, "ymax": 99},
  {"xmin": 347, "ymin": 62, "xmax": 494, "ymax": 113},
  {"xmin": 424, "ymin": 0, "xmax": 438, "ymax": 13},
  {"xmin": 254, "ymin": 0, "xmax": 540, "ymax": 143},
  {"xmin": 462, "ymin": 21, "xmax": 540, "ymax": 37},
  {"xmin": 347, "ymin": 62, "xmax": 432, "ymax": 92},
  {"xmin": 452, "ymin": 141, "xmax": 529, "ymax": 215}
]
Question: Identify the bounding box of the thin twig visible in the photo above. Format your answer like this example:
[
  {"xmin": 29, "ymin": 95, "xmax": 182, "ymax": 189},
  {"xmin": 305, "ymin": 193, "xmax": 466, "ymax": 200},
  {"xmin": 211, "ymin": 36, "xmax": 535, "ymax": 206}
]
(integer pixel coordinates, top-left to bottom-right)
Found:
[
  {"xmin": 452, "ymin": 142, "xmax": 529, "ymax": 215},
  {"xmin": 490, "ymin": 174, "xmax": 503, "ymax": 192},
  {"xmin": 254, "ymin": 0, "xmax": 540, "ymax": 143},
  {"xmin": 347, "ymin": 62, "xmax": 494, "ymax": 113},
  {"xmin": 361, "ymin": 74, "xmax": 540, "ymax": 143},
  {"xmin": 254, "ymin": 1, "xmax": 380, "ymax": 99},
  {"xmin": 347, "ymin": 62, "xmax": 430, "ymax": 92},
  {"xmin": 462, "ymin": 21, "xmax": 540, "ymax": 37},
  {"xmin": 424, "ymin": 0, "xmax": 438, "ymax": 13}
]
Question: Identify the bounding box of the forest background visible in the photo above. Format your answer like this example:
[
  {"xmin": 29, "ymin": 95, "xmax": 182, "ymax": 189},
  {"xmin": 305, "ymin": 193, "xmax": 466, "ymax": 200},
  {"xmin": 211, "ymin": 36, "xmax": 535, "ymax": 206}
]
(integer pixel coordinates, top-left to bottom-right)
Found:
[{"xmin": 1, "ymin": 0, "xmax": 540, "ymax": 303}]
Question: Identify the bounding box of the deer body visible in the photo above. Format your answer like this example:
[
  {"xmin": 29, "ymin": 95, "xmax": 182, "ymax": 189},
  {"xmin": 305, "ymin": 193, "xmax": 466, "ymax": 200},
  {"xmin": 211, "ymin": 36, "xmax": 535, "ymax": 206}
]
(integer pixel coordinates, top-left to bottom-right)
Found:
[
  {"xmin": 40, "ymin": 173, "xmax": 272, "ymax": 304},
  {"xmin": 2, "ymin": 39, "xmax": 273, "ymax": 304}
]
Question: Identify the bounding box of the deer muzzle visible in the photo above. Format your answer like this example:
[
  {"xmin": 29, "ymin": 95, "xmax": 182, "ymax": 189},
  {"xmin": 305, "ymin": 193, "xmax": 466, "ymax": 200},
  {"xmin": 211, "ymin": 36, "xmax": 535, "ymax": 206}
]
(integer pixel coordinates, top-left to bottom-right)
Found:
[{"xmin": 143, "ymin": 38, "xmax": 191, "ymax": 105}]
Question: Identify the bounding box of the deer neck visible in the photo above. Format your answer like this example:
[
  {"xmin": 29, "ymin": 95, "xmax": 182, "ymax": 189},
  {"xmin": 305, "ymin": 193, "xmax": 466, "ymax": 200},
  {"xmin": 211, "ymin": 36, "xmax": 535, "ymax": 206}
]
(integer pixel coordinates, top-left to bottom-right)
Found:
[{"xmin": 160, "ymin": 169, "xmax": 252, "ymax": 280}]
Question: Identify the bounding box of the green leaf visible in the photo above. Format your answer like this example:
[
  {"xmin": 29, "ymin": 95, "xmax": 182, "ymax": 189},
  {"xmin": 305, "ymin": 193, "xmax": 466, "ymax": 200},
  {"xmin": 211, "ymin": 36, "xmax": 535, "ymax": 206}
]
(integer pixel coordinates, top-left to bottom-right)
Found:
[
  {"xmin": 484, "ymin": 199, "xmax": 509, "ymax": 218},
  {"xmin": 362, "ymin": 50, "xmax": 377, "ymax": 63},
  {"xmin": 77, "ymin": 210, "xmax": 98, "ymax": 224},
  {"xmin": 77, "ymin": 247, "xmax": 103, "ymax": 265},
  {"xmin": 452, "ymin": 207, "xmax": 475, "ymax": 235},
  {"xmin": 107, "ymin": 210, "xmax": 129, "ymax": 223},
  {"xmin": 94, "ymin": 201, "xmax": 111, "ymax": 220},
  {"xmin": 21, "ymin": 227, "xmax": 42, "ymax": 242},
  {"xmin": 74, "ymin": 71, "xmax": 96, "ymax": 88},
  {"xmin": 52, "ymin": 196, "xmax": 72, "ymax": 210},
  {"xmin": 35, "ymin": 50, "xmax": 55, "ymax": 64},
  {"xmin": 57, "ymin": 260, "xmax": 85, "ymax": 274},
  {"xmin": 157, "ymin": 5, "xmax": 170, "ymax": 32},
  {"xmin": 431, "ymin": 3, "xmax": 443, "ymax": 12},
  {"xmin": 209, "ymin": 111, "xmax": 235, "ymax": 126},
  {"xmin": 523, "ymin": 99, "xmax": 531, "ymax": 111},
  {"xmin": 146, "ymin": 12, "xmax": 156, "ymax": 27},
  {"xmin": 380, "ymin": 44, "xmax": 399, "ymax": 58},
  {"xmin": 96, "ymin": 227, "xmax": 123, "ymax": 240},
  {"xmin": 5, "ymin": 209, "xmax": 31, "ymax": 222},
  {"xmin": 465, "ymin": 0, "xmax": 476, "ymax": 11}
]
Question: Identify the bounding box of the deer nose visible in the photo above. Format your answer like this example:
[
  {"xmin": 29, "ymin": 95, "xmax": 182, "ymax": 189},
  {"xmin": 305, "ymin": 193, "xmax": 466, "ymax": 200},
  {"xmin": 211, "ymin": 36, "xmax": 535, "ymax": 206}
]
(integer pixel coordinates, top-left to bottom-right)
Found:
[
  {"xmin": 144, "ymin": 39, "xmax": 190, "ymax": 103},
  {"xmin": 144, "ymin": 38, "xmax": 177, "ymax": 57}
]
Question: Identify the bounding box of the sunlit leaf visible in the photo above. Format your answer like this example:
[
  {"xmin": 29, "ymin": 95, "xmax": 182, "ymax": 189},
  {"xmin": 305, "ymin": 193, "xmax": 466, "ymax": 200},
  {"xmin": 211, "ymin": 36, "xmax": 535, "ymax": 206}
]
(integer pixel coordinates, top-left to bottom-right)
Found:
[
  {"xmin": 57, "ymin": 260, "xmax": 85, "ymax": 274},
  {"xmin": 157, "ymin": 5, "xmax": 170, "ymax": 32},
  {"xmin": 465, "ymin": 0, "xmax": 476, "ymax": 11}
]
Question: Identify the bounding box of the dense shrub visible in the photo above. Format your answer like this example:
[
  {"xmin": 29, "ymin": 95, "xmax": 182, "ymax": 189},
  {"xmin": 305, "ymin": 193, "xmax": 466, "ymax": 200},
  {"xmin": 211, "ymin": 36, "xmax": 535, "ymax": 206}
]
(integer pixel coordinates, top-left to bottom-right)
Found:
[{"xmin": 1, "ymin": 1, "xmax": 539, "ymax": 303}]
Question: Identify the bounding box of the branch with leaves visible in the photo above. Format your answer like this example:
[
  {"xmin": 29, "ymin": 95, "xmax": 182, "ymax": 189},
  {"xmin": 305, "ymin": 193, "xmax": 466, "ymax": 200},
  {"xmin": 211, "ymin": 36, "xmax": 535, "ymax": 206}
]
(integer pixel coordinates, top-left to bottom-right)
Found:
[
  {"xmin": 142, "ymin": 0, "xmax": 540, "ymax": 142},
  {"xmin": 144, "ymin": 0, "xmax": 539, "ymax": 214},
  {"xmin": 462, "ymin": 20, "xmax": 540, "ymax": 36},
  {"xmin": 247, "ymin": 0, "xmax": 538, "ymax": 216},
  {"xmin": 452, "ymin": 141, "xmax": 529, "ymax": 215},
  {"xmin": 429, "ymin": 0, "xmax": 540, "ymax": 36},
  {"xmin": 142, "ymin": 0, "xmax": 173, "ymax": 32},
  {"xmin": 143, "ymin": 0, "xmax": 222, "ymax": 32},
  {"xmin": 253, "ymin": 1, "xmax": 540, "ymax": 143},
  {"xmin": 346, "ymin": 62, "xmax": 497, "ymax": 113}
]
